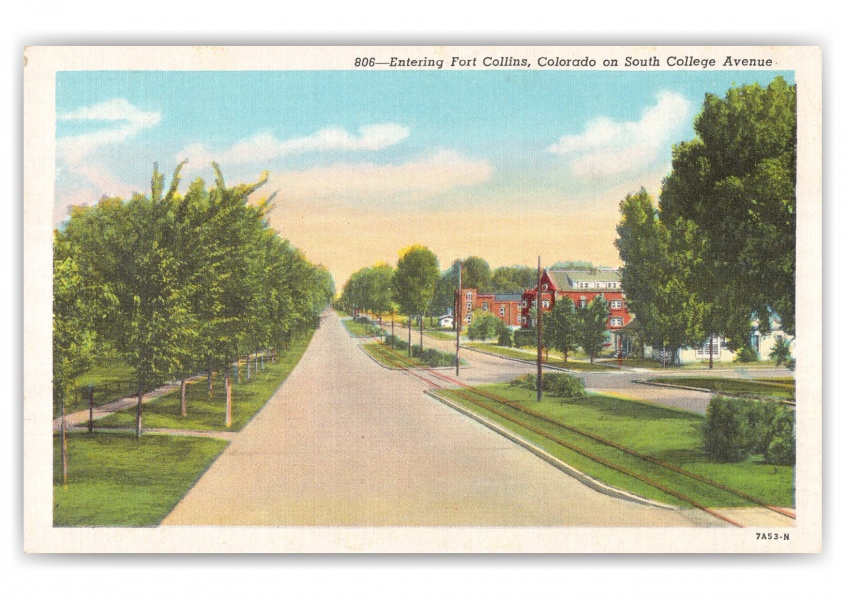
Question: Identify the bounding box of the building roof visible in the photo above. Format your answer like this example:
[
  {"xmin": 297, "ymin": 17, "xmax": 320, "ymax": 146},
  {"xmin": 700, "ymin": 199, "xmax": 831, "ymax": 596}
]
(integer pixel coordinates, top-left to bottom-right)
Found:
[
  {"xmin": 493, "ymin": 293, "xmax": 523, "ymax": 302},
  {"xmin": 548, "ymin": 269, "xmax": 622, "ymax": 291}
]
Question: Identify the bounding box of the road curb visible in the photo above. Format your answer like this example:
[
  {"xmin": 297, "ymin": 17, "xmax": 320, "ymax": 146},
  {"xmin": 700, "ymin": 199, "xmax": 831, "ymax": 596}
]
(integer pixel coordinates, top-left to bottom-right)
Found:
[
  {"xmin": 424, "ymin": 389, "xmax": 679, "ymax": 511},
  {"xmin": 461, "ymin": 345, "xmax": 628, "ymax": 374},
  {"xmin": 632, "ymin": 380, "xmax": 713, "ymax": 393}
]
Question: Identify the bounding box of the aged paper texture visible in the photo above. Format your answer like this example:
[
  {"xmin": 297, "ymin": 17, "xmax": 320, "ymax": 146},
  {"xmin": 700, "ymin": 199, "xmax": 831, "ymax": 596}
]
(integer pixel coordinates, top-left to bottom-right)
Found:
[{"xmin": 23, "ymin": 45, "xmax": 821, "ymax": 552}]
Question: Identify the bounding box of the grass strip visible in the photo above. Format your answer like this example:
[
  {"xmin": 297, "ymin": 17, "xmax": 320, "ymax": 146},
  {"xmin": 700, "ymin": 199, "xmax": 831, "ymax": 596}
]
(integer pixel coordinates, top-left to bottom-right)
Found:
[
  {"xmin": 439, "ymin": 384, "xmax": 794, "ymax": 508},
  {"xmin": 464, "ymin": 343, "xmax": 614, "ymax": 371},
  {"xmin": 647, "ymin": 377, "xmax": 795, "ymax": 400},
  {"xmin": 93, "ymin": 330, "xmax": 315, "ymax": 432},
  {"xmin": 53, "ymin": 431, "xmax": 227, "ymax": 527},
  {"xmin": 340, "ymin": 318, "xmax": 385, "ymax": 338}
]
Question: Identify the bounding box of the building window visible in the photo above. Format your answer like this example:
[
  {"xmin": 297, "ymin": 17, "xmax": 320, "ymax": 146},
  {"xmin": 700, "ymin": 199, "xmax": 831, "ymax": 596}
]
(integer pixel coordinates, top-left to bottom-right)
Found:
[
  {"xmin": 466, "ymin": 314, "xmax": 472, "ymax": 323},
  {"xmin": 610, "ymin": 300, "xmax": 622, "ymax": 309},
  {"xmin": 580, "ymin": 299, "xmax": 587, "ymax": 308},
  {"xmin": 499, "ymin": 306, "xmax": 505, "ymax": 317},
  {"xmin": 521, "ymin": 300, "xmax": 527, "ymax": 308},
  {"xmin": 466, "ymin": 291, "xmax": 472, "ymax": 300},
  {"xmin": 467, "ymin": 302, "xmax": 472, "ymax": 311},
  {"xmin": 542, "ymin": 300, "xmax": 550, "ymax": 309},
  {"xmin": 522, "ymin": 316, "xmax": 527, "ymax": 325},
  {"xmin": 542, "ymin": 284, "xmax": 548, "ymax": 291},
  {"xmin": 609, "ymin": 317, "xmax": 623, "ymax": 327},
  {"xmin": 483, "ymin": 302, "xmax": 488, "ymax": 311}
]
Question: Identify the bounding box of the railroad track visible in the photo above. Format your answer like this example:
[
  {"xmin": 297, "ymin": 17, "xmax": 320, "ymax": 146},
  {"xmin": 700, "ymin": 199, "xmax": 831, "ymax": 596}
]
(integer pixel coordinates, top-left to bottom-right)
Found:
[{"xmin": 363, "ymin": 341, "xmax": 796, "ymax": 528}]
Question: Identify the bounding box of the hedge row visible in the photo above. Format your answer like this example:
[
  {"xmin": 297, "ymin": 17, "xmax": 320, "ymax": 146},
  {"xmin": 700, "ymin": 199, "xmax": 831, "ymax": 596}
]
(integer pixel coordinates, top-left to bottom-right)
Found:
[
  {"xmin": 510, "ymin": 373, "xmax": 586, "ymax": 398},
  {"xmin": 703, "ymin": 396, "xmax": 795, "ymax": 465}
]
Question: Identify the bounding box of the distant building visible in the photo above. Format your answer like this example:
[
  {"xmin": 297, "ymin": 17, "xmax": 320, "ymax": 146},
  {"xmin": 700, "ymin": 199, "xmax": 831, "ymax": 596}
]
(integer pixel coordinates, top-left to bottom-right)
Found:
[
  {"xmin": 642, "ymin": 316, "xmax": 795, "ymax": 365},
  {"xmin": 437, "ymin": 314, "xmax": 454, "ymax": 328},
  {"xmin": 453, "ymin": 289, "xmax": 523, "ymax": 329},
  {"xmin": 521, "ymin": 268, "xmax": 633, "ymax": 351}
]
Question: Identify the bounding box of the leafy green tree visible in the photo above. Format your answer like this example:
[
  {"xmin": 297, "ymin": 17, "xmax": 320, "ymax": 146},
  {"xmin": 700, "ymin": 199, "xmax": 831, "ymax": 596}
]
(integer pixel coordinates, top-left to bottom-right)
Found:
[
  {"xmin": 543, "ymin": 296, "xmax": 577, "ymax": 362},
  {"xmin": 466, "ymin": 311, "xmax": 503, "ymax": 341},
  {"xmin": 550, "ymin": 260, "xmax": 594, "ymax": 271},
  {"xmin": 431, "ymin": 260, "xmax": 461, "ymax": 318},
  {"xmin": 461, "ymin": 256, "xmax": 492, "ymax": 292},
  {"xmin": 769, "ymin": 338, "xmax": 795, "ymax": 371},
  {"xmin": 616, "ymin": 189, "xmax": 709, "ymax": 364},
  {"xmin": 576, "ymin": 296, "xmax": 609, "ymax": 363},
  {"xmin": 660, "ymin": 76, "xmax": 796, "ymax": 340},
  {"xmin": 491, "ymin": 265, "xmax": 536, "ymax": 293},
  {"xmin": 52, "ymin": 240, "xmax": 106, "ymax": 486},
  {"xmin": 392, "ymin": 246, "xmax": 440, "ymax": 355}
]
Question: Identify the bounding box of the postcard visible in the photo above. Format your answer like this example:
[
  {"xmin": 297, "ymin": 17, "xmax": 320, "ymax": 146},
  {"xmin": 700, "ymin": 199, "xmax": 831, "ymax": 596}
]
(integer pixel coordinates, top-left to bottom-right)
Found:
[{"xmin": 23, "ymin": 45, "xmax": 821, "ymax": 552}]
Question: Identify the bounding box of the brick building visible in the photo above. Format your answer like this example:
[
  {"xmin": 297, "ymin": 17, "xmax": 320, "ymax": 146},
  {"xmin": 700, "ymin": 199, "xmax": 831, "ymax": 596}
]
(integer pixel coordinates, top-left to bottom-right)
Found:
[
  {"xmin": 521, "ymin": 269, "xmax": 633, "ymax": 351},
  {"xmin": 454, "ymin": 289, "xmax": 523, "ymax": 328}
]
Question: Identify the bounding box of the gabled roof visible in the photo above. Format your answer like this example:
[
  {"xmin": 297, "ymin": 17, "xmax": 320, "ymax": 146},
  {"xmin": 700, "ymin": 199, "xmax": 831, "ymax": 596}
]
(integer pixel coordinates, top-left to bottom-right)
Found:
[{"xmin": 548, "ymin": 269, "xmax": 622, "ymax": 291}]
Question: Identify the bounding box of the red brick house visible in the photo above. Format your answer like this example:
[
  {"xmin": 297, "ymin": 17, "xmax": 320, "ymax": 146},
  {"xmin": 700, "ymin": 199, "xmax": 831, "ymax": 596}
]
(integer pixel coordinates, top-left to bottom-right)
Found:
[
  {"xmin": 454, "ymin": 289, "xmax": 523, "ymax": 328},
  {"xmin": 521, "ymin": 269, "xmax": 633, "ymax": 350}
]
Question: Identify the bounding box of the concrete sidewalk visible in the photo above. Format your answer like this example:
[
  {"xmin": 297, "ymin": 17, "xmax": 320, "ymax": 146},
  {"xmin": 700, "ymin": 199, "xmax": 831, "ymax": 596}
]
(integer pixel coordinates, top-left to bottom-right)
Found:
[{"xmin": 52, "ymin": 377, "xmax": 204, "ymax": 433}]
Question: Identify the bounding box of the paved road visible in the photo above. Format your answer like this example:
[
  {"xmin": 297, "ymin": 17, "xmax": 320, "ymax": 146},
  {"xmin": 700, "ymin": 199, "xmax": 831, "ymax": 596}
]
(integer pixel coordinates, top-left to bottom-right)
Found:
[
  {"xmin": 416, "ymin": 332, "xmax": 791, "ymax": 415},
  {"xmin": 162, "ymin": 310, "xmax": 719, "ymax": 527}
]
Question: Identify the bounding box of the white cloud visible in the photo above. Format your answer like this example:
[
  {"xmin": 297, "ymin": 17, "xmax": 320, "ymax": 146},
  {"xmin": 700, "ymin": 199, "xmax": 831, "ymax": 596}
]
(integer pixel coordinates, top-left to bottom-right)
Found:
[
  {"xmin": 547, "ymin": 91, "xmax": 691, "ymax": 178},
  {"xmin": 55, "ymin": 99, "xmax": 161, "ymax": 222},
  {"xmin": 57, "ymin": 98, "xmax": 161, "ymax": 166},
  {"xmin": 265, "ymin": 149, "xmax": 493, "ymax": 202},
  {"xmin": 177, "ymin": 123, "xmax": 410, "ymax": 166}
]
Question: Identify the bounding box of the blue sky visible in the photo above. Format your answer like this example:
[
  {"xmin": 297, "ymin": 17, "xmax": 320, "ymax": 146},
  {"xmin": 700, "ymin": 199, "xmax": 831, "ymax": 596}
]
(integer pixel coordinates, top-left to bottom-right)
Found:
[{"xmin": 55, "ymin": 69, "xmax": 793, "ymax": 285}]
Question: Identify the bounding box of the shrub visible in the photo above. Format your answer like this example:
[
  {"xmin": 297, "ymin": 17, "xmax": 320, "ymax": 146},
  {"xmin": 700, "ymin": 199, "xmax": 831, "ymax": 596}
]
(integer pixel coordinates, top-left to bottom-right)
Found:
[
  {"xmin": 497, "ymin": 328, "xmax": 514, "ymax": 347},
  {"xmin": 766, "ymin": 434, "xmax": 796, "ymax": 466},
  {"xmin": 703, "ymin": 396, "xmax": 796, "ymax": 465},
  {"xmin": 764, "ymin": 406, "xmax": 796, "ymax": 465},
  {"xmin": 508, "ymin": 373, "xmax": 585, "ymax": 398},
  {"xmin": 411, "ymin": 345, "xmax": 456, "ymax": 368},
  {"xmin": 467, "ymin": 311, "xmax": 502, "ymax": 341},
  {"xmin": 734, "ymin": 345, "xmax": 760, "ymax": 363},
  {"xmin": 769, "ymin": 338, "xmax": 795, "ymax": 371},
  {"xmin": 543, "ymin": 373, "xmax": 586, "ymax": 398},
  {"xmin": 513, "ymin": 329, "xmax": 536, "ymax": 348},
  {"xmin": 384, "ymin": 334, "xmax": 409, "ymax": 351},
  {"xmin": 702, "ymin": 396, "xmax": 755, "ymax": 462},
  {"xmin": 510, "ymin": 373, "xmax": 537, "ymax": 390}
]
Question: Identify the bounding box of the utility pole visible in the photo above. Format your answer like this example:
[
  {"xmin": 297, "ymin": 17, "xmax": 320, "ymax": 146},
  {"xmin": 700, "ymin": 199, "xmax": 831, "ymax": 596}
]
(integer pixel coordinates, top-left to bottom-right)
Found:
[
  {"xmin": 456, "ymin": 260, "xmax": 462, "ymax": 376},
  {"xmin": 536, "ymin": 256, "xmax": 543, "ymax": 403}
]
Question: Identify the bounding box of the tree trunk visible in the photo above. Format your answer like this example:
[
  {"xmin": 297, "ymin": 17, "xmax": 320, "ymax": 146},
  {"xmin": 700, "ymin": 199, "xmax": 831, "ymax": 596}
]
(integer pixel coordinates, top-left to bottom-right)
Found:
[
  {"xmin": 135, "ymin": 389, "xmax": 143, "ymax": 439},
  {"xmin": 709, "ymin": 334, "xmax": 714, "ymax": 369},
  {"xmin": 247, "ymin": 354, "xmax": 251, "ymax": 380},
  {"xmin": 419, "ymin": 317, "xmax": 424, "ymax": 353},
  {"xmin": 61, "ymin": 399, "xmax": 68, "ymax": 489},
  {"xmin": 180, "ymin": 378, "xmax": 187, "ymax": 417},
  {"xmin": 225, "ymin": 367, "xmax": 232, "ymax": 428},
  {"xmin": 407, "ymin": 314, "xmax": 412, "ymax": 357},
  {"xmin": 208, "ymin": 370, "xmax": 214, "ymax": 399}
]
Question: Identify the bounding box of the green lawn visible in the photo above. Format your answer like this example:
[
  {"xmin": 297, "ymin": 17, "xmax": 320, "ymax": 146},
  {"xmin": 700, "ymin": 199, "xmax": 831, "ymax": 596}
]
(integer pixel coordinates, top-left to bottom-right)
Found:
[
  {"xmin": 363, "ymin": 341, "xmax": 464, "ymax": 369},
  {"xmin": 647, "ymin": 377, "xmax": 795, "ymax": 400},
  {"xmin": 54, "ymin": 432, "xmax": 228, "ymax": 527},
  {"xmin": 93, "ymin": 330, "xmax": 315, "ymax": 432},
  {"xmin": 57, "ymin": 358, "xmax": 138, "ymax": 418},
  {"xmin": 597, "ymin": 357, "xmax": 665, "ymax": 369},
  {"xmin": 438, "ymin": 384, "xmax": 794, "ymax": 508},
  {"xmin": 340, "ymin": 318, "xmax": 385, "ymax": 337},
  {"xmin": 464, "ymin": 343, "xmax": 615, "ymax": 372},
  {"xmin": 424, "ymin": 329, "xmax": 458, "ymax": 341}
]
